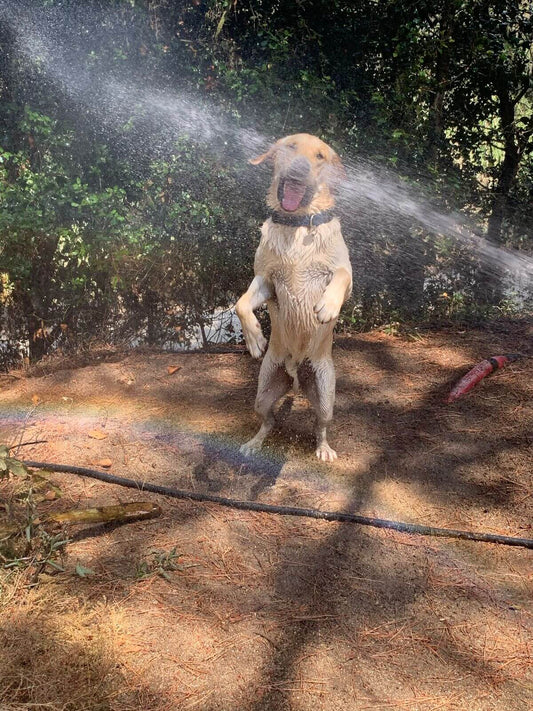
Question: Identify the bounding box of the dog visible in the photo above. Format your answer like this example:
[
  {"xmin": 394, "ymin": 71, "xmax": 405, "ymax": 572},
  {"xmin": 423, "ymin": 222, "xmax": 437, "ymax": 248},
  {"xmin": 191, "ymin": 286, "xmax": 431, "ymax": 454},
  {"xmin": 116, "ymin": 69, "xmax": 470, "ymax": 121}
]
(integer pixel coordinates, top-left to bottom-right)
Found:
[{"xmin": 235, "ymin": 133, "xmax": 352, "ymax": 461}]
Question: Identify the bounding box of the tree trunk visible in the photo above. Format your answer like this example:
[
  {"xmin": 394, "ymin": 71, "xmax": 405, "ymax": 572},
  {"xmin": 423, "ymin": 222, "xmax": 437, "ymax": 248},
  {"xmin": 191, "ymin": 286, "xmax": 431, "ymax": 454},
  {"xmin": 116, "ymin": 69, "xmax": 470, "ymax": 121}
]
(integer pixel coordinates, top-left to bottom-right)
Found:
[
  {"xmin": 0, "ymin": 21, "xmax": 24, "ymax": 180},
  {"xmin": 25, "ymin": 235, "xmax": 61, "ymax": 361},
  {"xmin": 487, "ymin": 81, "xmax": 521, "ymax": 244},
  {"xmin": 426, "ymin": 1, "xmax": 453, "ymax": 165}
]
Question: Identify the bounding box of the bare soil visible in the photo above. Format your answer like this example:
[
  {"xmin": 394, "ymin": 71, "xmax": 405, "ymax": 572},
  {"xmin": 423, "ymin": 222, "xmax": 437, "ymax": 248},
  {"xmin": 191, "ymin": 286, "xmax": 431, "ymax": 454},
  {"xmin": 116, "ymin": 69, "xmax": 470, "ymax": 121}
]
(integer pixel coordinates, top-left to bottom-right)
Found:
[{"xmin": 0, "ymin": 323, "xmax": 532, "ymax": 711}]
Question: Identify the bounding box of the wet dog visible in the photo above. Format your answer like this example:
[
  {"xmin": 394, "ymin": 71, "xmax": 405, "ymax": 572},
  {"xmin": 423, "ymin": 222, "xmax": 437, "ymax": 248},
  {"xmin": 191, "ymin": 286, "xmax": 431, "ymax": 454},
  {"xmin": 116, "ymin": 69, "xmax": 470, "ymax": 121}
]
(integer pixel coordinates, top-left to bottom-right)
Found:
[{"xmin": 235, "ymin": 134, "xmax": 352, "ymax": 461}]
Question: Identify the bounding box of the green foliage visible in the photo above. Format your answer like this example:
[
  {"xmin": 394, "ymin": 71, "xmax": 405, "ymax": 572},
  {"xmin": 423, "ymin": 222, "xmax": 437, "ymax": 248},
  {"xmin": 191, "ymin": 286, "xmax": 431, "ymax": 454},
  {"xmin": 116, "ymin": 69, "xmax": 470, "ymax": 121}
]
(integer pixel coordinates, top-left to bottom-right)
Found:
[
  {"xmin": 0, "ymin": 445, "xmax": 29, "ymax": 478},
  {"xmin": 0, "ymin": 0, "xmax": 531, "ymax": 363},
  {"xmin": 0, "ymin": 446, "xmax": 68, "ymax": 583},
  {"xmin": 0, "ymin": 104, "xmax": 256, "ymax": 355},
  {"xmin": 136, "ymin": 547, "xmax": 183, "ymax": 582},
  {"xmin": 75, "ymin": 562, "xmax": 95, "ymax": 578}
]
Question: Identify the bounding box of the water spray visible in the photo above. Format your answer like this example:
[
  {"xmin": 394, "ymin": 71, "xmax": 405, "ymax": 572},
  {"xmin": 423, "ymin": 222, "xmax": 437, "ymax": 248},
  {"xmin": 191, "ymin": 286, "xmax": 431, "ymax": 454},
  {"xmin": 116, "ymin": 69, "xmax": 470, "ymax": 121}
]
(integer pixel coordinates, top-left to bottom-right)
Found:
[{"xmin": 4, "ymin": 0, "xmax": 533, "ymax": 290}]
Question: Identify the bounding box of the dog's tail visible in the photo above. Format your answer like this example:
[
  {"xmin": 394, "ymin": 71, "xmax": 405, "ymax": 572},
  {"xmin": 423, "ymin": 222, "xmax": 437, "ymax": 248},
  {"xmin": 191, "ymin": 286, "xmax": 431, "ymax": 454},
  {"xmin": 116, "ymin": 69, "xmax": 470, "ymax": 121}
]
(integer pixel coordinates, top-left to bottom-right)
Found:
[{"xmin": 285, "ymin": 356, "xmax": 300, "ymax": 394}]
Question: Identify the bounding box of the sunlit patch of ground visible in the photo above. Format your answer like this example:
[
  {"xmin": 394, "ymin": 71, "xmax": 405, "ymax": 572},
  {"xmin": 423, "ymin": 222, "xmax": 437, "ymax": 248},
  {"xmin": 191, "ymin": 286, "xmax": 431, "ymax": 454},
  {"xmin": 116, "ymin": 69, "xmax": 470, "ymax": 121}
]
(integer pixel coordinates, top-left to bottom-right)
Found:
[{"xmin": 0, "ymin": 324, "xmax": 532, "ymax": 710}]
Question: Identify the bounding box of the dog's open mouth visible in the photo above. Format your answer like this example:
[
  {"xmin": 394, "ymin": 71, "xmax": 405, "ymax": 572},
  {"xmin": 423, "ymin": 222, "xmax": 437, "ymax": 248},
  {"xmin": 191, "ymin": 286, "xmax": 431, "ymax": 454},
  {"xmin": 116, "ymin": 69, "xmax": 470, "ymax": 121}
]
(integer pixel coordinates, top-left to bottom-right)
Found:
[{"xmin": 278, "ymin": 178, "xmax": 311, "ymax": 212}]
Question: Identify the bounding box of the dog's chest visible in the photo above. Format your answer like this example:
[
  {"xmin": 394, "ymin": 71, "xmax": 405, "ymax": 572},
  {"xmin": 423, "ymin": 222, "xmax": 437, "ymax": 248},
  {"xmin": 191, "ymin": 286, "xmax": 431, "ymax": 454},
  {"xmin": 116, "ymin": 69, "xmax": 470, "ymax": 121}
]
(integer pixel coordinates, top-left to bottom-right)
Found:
[
  {"xmin": 267, "ymin": 228, "xmax": 333, "ymax": 294},
  {"xmin": 268, "ymin": 245, "xmax": 333, "ymax": 330},
  {"xmin": 259, "ymin": 222, "xmax": 341, "ymax": 332},
  {"xmin": 270, "ymin": 259, "xmax": 331, "ymax": 301}
]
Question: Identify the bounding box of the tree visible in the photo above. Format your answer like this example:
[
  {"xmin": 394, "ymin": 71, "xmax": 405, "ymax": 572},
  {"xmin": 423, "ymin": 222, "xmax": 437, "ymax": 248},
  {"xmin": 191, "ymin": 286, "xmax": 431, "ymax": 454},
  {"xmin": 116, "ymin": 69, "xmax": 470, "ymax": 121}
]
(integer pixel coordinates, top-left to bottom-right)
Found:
[{"xmin": 1, "ymin": 0, "xmax": 531, "ymax": 364}]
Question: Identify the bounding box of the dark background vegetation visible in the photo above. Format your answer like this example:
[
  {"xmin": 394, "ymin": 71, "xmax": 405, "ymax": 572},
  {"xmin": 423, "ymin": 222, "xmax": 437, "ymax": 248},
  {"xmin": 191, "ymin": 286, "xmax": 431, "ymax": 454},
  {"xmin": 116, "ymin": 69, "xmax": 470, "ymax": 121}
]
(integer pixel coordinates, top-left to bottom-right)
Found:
[{"xmin": 0, "ymin": 0, "xmax": 532, "ymax": 363}]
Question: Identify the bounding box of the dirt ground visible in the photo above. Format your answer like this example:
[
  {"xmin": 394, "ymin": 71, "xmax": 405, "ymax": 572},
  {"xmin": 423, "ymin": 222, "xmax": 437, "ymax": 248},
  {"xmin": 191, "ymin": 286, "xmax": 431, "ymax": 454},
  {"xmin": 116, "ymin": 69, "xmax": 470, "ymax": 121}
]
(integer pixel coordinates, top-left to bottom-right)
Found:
[{"xmin": 0, "ymin": 323, "xmax": 532, "ymax": 711}]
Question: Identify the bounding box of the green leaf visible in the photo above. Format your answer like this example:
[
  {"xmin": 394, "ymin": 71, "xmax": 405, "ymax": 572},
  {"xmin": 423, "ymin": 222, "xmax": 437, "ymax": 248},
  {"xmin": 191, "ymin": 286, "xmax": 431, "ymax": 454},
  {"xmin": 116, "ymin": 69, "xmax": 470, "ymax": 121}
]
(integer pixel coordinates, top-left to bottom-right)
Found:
[
  {"xmin": 214, "ymin": 9, "xmax": 227, "ymax": 39},
  {"xmin": 6, "ymin": 458, "xmax": 29, "ymax": 477},
  {"xmin": 47, "ymin": 559, "xmax": 65, "ymax": 572},
  {"xmin": 75, "ymin": 563, "xmax": 95, "ymax": 577}
]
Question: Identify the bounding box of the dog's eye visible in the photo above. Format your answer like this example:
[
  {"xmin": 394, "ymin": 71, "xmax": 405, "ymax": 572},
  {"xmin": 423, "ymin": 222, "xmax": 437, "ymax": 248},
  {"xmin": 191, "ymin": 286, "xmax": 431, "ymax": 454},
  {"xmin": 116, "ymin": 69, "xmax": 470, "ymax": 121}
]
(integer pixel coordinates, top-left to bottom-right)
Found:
[
  {"xmin": 316, "ymin": 152, "xmax": 325, "ymax": 160},
  {"xmin": 288, "ymin": 143, "xmax": 297, "ymax": 150}
]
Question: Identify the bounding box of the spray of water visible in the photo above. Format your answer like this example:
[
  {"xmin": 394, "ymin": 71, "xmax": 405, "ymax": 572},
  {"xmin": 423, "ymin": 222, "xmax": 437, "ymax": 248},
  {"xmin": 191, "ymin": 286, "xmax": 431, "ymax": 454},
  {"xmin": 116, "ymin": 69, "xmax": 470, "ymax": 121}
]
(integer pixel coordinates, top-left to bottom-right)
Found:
[
  {"xmin": 8, "ymin": 7, "xmax": 265, "ymax": 157},
  {"xmin": 3, "ymin": 0, "xmax": 533, "ymax": 288},
  {"xmin": 339, "ymin": 160, "xmax": 533, "ymax": 282}
]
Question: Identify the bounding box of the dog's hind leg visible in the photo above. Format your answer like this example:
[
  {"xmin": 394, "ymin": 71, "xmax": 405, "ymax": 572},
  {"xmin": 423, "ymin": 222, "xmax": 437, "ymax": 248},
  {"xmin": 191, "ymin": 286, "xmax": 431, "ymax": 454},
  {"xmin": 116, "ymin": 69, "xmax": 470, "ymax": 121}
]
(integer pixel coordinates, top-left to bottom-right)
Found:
[
  {"xmin": 298, "ymin": 357, "xmax": 337, "ymax": 462},
  {"xmin": 240, "ymin": 348, "xmax": 291, "ymax": 457}
]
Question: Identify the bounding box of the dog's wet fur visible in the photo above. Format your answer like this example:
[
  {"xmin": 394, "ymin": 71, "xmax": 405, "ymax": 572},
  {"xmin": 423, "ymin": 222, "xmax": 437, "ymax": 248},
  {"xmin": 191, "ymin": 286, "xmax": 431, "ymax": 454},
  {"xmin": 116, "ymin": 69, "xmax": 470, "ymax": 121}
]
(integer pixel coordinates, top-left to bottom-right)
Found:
[{"xmin": 235, "ymin": 133, "xmax": 352, "ymax": 462}]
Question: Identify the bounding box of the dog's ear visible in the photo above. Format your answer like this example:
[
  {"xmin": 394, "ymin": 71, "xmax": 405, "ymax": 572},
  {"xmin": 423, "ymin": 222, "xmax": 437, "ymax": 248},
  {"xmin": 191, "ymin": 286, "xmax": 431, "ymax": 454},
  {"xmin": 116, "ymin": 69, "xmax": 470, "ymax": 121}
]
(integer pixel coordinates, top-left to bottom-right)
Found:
[
  {"xmin": 249, "ymin": 142, "xmax": 279, "ymax": 165},
  {"xmin": 249, "ymin": 151, "xmax": 271, "ymax": 165}
]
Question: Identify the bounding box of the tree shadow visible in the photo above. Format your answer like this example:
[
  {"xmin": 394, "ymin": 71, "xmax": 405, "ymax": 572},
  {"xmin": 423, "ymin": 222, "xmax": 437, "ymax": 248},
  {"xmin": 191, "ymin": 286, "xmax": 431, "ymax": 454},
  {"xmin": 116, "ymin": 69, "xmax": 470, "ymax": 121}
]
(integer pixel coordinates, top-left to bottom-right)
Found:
[
  {"xmin": 235, "ymin": 334, "xmax": 532, "ymax": 709},
  {"xmin": 0, "ymin": 589, "xmax": 173, "ymax": 710},
  {"xmin": 2, "ymin": 330, "xmax": 531, "ymax": 710}
]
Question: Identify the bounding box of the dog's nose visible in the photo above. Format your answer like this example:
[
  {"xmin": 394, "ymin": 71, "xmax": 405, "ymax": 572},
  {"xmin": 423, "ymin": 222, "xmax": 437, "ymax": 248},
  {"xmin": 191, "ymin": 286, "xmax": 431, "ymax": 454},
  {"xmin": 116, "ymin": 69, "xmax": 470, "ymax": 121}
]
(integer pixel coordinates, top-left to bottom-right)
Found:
[{"xmin": 287, "ymin": 156, "xmax": 311, "ymax": 180}]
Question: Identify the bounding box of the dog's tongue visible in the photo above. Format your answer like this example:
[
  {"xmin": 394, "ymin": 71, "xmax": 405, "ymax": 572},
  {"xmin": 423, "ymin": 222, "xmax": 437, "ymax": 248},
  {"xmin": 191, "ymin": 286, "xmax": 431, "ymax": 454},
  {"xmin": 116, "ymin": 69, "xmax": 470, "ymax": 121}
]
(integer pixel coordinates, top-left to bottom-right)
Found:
[{"xmin": 281, "ymin": 180, "xmax": 306, "ymax": 212}]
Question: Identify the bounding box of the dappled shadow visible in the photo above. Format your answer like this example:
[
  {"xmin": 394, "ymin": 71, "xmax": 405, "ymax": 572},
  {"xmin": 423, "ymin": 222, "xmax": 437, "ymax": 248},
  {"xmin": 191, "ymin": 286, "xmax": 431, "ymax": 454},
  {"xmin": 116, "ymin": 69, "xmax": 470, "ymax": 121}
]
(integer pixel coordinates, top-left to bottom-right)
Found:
[
  {"xmin": 0, "ymin": 326, "xmax": 531, "ymax": 710},
  {"xmin": 342, "ymin": 390, "xmax": 524, "ymax": 510},
  {"xmin": 335, "ymin": 333, "xmax": 402, "ymax": 373},
  {"xmin": 0, "ymin": 586, "xmax": 173, "ymax": 710},
  {"xmin": 228, "ymin": 329, "xmax": 533, "ymax": 709},
  {"xmin": 241, "ymin": 520, "xmax": 531, "ymax": 710}
]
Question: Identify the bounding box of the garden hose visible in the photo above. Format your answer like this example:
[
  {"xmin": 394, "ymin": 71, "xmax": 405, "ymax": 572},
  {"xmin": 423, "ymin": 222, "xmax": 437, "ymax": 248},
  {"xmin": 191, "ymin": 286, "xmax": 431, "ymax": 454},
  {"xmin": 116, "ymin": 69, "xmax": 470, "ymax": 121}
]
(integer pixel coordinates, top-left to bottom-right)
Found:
[{"xmin": 21, "ymin": 460, "xmax": 533, "ymax": 550}]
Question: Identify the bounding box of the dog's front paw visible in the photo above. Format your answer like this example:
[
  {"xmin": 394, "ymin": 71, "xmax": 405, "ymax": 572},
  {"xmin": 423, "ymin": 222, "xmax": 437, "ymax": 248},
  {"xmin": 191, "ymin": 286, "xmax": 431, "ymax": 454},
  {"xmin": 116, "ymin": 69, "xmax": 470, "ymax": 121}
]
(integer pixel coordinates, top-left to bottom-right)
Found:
[
  {"xmin": 314, "ymin": 295, "xmax": 341, "ymax": 324},
  {"xmin": 243, "ymin": 319, "xmax": 267, "ymax": 359}
]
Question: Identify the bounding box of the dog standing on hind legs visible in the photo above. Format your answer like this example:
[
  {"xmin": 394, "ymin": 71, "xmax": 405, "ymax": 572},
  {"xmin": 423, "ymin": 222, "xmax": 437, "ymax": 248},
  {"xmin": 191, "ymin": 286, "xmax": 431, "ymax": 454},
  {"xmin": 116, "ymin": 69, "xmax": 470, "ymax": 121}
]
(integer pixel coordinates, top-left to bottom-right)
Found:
[{"xmin": 235, "ymin": 133, "xmax": 352, "ymax": 462}]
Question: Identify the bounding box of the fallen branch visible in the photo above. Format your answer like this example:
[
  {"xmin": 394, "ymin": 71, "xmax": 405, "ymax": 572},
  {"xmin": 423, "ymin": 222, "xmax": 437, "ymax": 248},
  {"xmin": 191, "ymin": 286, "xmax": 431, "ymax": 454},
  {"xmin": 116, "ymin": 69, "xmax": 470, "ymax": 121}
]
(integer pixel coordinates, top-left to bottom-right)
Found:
[
  {"xmin": 48, "ymin": 502, "xmax": 162, "ymax": 525},
  {"xmin": 1, "ymin": 502, "xmax": 162, "ymax": 540},
  {"xmin": 8, "ymin": 440, "xmax": 49, "ymax": 451}
]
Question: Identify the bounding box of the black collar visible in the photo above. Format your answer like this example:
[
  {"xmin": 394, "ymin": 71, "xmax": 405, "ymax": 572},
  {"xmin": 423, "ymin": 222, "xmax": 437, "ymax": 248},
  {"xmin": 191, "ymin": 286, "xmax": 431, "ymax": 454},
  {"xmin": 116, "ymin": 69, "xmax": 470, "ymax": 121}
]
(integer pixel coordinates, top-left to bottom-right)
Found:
[{"xmin": 271, "ymin": 210, "xmax": 334, "ymax": 228}]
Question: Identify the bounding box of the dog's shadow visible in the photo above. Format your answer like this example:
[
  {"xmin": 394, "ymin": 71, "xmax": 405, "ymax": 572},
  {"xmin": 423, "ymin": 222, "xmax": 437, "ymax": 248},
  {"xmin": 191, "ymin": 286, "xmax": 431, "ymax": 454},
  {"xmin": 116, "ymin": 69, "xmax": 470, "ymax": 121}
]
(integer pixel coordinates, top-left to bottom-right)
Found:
[{"xmin": 193, "ymin": 398, "xmax": 295, "ymax": 500}]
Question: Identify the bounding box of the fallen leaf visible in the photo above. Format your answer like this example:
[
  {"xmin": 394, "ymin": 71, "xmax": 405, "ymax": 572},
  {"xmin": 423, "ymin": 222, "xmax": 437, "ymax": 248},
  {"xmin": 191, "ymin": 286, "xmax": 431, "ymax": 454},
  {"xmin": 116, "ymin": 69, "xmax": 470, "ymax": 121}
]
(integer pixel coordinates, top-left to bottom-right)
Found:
[
  {"xmin": 75, "ymin": 563, "xmax": 95, "ymax": 578},
  {"xmin": 96, "ymin": 458, "xmax": 113, "ymax": 468},
  {"xmin": 167, "ymin": 365, "xmax": 182, "ymax": 375},
  {"xmin": 32, "ymin": 394, "xmax": 41, "ymax": 406},
  {"xmin": 44, "ymin": 490, "xmax": 57, "ymax": 501},
  {"xmin": 6, "ymin": 458, "xmax": 28, "ymax": 477},
  {"xmin": 88, "ymin": 429, "xmax": 108, "ymax": 440}
]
